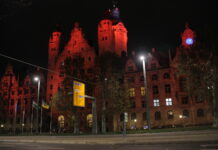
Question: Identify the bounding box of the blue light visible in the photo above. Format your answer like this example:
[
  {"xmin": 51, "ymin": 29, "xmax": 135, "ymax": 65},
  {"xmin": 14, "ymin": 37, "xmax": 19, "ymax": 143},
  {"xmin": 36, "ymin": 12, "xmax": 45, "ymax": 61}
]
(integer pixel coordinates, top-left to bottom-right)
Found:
[{"xmin": 186, "ymin": 38, "xmax": 193, "ymax": 45}]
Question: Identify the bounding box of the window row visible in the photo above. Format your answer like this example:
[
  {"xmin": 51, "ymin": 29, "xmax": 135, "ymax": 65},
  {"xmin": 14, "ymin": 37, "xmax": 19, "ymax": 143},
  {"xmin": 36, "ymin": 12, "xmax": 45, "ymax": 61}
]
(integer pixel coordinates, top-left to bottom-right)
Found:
[
  {"xmin": 121, "ymin": 109, "xmax": 205, "ymax": 121},
  {"xmin": 129, "ymin": 98, "xmax": 173, "ymax": 108},
  {"xmin": 129, "ymin": 85, "xmax": 172, "ymax": 97}
]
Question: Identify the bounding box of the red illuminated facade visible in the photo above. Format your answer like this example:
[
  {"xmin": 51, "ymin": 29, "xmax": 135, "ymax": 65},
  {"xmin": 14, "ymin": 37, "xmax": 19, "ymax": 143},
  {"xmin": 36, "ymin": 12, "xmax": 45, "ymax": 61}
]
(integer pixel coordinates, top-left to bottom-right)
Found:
[{"xmin": 0, "ymin": 5, "xmax": 213, "ymax": 133}]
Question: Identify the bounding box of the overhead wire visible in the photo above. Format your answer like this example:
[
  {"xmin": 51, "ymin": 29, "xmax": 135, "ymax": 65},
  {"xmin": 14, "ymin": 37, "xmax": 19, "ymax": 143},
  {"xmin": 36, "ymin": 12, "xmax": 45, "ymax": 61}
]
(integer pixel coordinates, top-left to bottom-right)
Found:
[{"xmin": 0, "ymin": 52, "xmax": 94, "ymax": 85}]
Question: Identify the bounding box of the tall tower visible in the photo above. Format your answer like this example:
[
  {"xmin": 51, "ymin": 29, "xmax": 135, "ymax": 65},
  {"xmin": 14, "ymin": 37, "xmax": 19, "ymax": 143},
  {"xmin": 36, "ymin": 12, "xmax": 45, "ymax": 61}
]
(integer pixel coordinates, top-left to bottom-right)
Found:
[
  {"xmin": 181, "ymin": 24, "xmax": 195, "ymax": 48},
  {"xmin": 98, "ymin": 4, "xmax": 128, "ymax": 56},
  {"xmin": 48, "ymin": 26, "xmax": 61, "ymax": 69}
]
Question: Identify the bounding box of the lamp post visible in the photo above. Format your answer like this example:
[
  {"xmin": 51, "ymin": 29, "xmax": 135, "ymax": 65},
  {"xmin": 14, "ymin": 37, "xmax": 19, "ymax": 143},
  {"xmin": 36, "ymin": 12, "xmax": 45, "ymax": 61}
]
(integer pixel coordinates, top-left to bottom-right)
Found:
[
  {"xmin": 34, "ymin": 76, "xmax": 40, "ymax": 134},
  {"xmin": 140, "ymin": 55, "xmax": 151, "ymax": 130}
]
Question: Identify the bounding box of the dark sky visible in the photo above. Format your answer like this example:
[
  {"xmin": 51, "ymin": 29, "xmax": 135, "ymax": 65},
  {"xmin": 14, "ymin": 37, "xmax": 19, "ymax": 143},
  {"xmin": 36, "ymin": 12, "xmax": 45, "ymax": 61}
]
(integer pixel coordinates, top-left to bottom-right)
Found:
[{"xmin": 0, "ymin": 0, "xmax": 217, "ymax": 75}]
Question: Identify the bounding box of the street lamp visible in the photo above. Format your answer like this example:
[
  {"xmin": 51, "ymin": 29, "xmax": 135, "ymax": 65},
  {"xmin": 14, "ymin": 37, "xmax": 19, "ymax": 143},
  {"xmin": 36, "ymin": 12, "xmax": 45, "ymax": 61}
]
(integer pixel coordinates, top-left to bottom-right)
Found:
[
  {"xmin": 34, "ymin": 76, "xmax": 41, "ymax": 134},
  {"xmin": 140, "ymin": 55, "xmax": 151, "ymax": 130}
]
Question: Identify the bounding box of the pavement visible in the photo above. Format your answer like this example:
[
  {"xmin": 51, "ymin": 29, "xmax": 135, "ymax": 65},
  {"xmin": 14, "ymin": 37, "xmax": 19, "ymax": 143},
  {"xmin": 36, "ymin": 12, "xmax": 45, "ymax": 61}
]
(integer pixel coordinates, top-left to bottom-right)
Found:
[{"xmin": 0, "ymin": 130, "xmax": 218, "ymax": 145}]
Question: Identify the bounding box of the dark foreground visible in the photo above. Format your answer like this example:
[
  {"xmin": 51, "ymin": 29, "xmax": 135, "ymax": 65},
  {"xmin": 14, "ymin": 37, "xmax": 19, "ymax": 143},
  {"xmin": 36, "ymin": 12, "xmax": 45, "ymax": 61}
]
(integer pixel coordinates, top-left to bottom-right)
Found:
[{"xmin": 0, "ymin": 141, "xmax": 218, "ymax": 150}]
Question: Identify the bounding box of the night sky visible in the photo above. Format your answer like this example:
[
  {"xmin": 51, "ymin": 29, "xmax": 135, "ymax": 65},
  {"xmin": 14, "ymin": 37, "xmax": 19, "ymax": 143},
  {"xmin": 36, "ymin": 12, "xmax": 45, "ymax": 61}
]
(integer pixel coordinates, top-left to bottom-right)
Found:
[{"xmin": 0, "ymin": 0, "xmax": 217, "ymax": 75}]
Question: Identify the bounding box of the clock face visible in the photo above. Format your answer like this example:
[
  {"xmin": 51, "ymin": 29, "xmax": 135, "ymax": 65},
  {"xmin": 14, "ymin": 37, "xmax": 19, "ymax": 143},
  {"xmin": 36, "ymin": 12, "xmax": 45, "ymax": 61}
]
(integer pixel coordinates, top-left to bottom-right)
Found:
[{"xmin": 186, "ymin": 38, "xmax": 194, "ymax": 45}]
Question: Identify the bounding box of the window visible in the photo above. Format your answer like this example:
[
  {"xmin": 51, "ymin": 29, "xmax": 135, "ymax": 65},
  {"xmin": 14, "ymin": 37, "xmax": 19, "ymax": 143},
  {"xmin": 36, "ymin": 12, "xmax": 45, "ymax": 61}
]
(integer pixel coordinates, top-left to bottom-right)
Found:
[
  {"xmin": 183, "ymin": 109, "xmax": 189, "ymax": 118},
  {"xmin": 197, "ymin": 109, "xmax": 204, "ymax": 117},
  {"xmin": 127, "ymin": 66, "xmax": 134, "ymax": 72},
  {"xmin": 155, "ymin": 111, "xmax": 161, "ymax": 120},
  {"xmin": 164, "ymin": 73, "xmax": 170, "ymax": 79},
  {"xmin": 24, "ymin": 98, "xmax": 28, "ymax": 105},
  {"xmin": 181, "ymin": 96, "xmax": 189, "ymax": 104},
  {"xmin": 88, "ymin": 57, "xmax": 92, "ymax": 62},
  {"xmin": 166, "ymin": 98, "xmax": 173, "ymax": 106},
  {"xmin": 152, "ymin": 86, "xmax": 159, "ymax": 95},
  {"xmin": 141, "ymin": 100, "xmax": 146, "ymax": 108},
  {"xmin": 153, "ymin": 99, "xmax": 160, "ymax": 107},
  {"xmin": 12, "ymin": 91, "xmax": 15, "ymax": 95},
  {"xmin": 127, "ymin": 77, "xmax": 135, "ymax": 83},
  {"xmin": 152, "ymin": 74, "xmax": 158, "ymax": 80},
  {"xmin": 131, "ymin": 99, "xmax": 136, "ymax": 108},
  {"xmin": 120, "ymin": 113, "xmax": 124, "ymax": 122},
  {"xmin": 179, "ymin": 78, "xmax": 187, "ymax": 92},
  {"xmin": 87, "ymin": 69, "xmax": 93, "ymax": 74},
  {"xmin": 140, "ymin": 76, "xmax": 144, "ymax": 81},
  {"xmin": 50, "ymin": 76, "xmax": 53, "ymax": 80},
  {"xmin": 50, "ymin": 84, "xmax": 53, "ymax": 90},
  {"xmin": 24, "ymin": 89, "xmax": 29, "ymax": 95},
  {"xmin": 167, "ymin": 111, "xmax": 174, "ymax": 119},
  {"xmin": 143, "ymin": 112, "xmax": 147, "ymax": 121},
  {"xmin": 165, "ymin": 84, "xmax": 171, "ymax": 93},
  {"xmin": 11, "ymin": 99, "xmax": 14, "ymax": 105},
  {"xmin": 141, "ymin": 87, "xmax": 145, "ymax": 96},
  {"xmin": 129, "ymin": 88, "xmax": 135, "ymax": 97},
  {"xmin": 18, "ymin": 90, "xmax": 22, "ymax": 95},
  {"xmin": 131, "ymin": 112, "xmax": 136, "ymax": 121},
  {"xmin": 151, "ymin": 63, "xmax": 157, "ymax": 69}
]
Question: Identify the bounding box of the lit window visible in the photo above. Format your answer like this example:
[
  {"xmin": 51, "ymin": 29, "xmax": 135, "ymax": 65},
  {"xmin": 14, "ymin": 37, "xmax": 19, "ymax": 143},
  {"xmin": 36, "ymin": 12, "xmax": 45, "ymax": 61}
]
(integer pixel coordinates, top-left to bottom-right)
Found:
[
  {"xmin": 141, "ymin": 87, "xmax": 145, "ymax": 96},
  {"xmin": 129, "ymin": 88, "xmax": 135, "ymax": 97},
  {"xmin": 153, "ymin": 99, "xmax": 160, "ymax": 107},
  {"xmin": 166, "ymin": 98, "xmax": 173, "ymax": 106}
]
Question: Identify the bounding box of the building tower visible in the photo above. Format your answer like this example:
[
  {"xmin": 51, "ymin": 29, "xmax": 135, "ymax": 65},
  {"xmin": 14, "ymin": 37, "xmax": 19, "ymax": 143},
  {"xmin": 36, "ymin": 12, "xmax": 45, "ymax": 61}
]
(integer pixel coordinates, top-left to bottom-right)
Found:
[
  {"xmin": 181, "ymin": 24, "xmax": 195, "ymax": 48},
  {"xmin": 48, "ymin": 26, "xmax": 62, "ymax": 69},
  {"xmin": 98, "ymin": 4, "xmax": 128, "ymax": 56},
  {"xmin": 47, "ymin": 26, "xmax": 61, "ymax": 102}
]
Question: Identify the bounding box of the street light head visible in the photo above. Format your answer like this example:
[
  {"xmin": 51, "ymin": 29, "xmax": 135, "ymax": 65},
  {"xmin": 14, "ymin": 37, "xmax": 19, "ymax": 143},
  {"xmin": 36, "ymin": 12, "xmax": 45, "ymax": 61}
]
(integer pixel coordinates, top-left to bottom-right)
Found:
[
  {"xmin": 134, "ymin": 119, "xmax": 137, "ymax": 123},
  {"xmin": 0, "ymin": 124, "xmax": 4, "ymax": 128},
  {"xmin": 140, "ymin": 56, "xmax": 145, "ymax": 61},
  {"xmin": 34, "ymin": 77, "xmax": 39, "ymax": 82},
  {"xmin": 179, "ymin": 115, "xmax": 183, "ymax": 119}
]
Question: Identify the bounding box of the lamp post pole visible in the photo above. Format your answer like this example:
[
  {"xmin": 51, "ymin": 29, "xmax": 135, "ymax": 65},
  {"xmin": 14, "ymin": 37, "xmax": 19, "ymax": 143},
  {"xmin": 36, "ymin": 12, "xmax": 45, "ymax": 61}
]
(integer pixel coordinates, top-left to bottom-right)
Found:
[
  {"xmin": 140, "ymin": 56, "xmax": 151, "ymax": 130},
  {"xmin": 34, "ymin": 77, "xmax": 40, "ymax": 134}
]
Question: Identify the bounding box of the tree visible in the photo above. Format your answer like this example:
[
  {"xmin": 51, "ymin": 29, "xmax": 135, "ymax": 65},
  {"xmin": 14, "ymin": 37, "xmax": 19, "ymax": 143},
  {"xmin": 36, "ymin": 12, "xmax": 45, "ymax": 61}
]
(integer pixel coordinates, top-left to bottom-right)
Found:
[
  {"xmin": 95, "ymin": 52, "xmax": 131, "ymax": 133},
  {"xmin": 52, "ymin": 55, "xmax": 87, "ymax": 133},
  {"xmin": 177, "ymin": 45, "xmax": 218, "ymax": 127}
]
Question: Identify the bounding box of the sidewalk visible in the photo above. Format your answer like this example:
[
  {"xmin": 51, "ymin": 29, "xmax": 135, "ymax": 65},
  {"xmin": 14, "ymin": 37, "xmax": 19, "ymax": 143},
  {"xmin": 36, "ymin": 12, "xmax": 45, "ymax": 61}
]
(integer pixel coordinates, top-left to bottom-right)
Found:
[{"xmin": 0, "ymin": 130, "xmax": 218, "ymax": 145}]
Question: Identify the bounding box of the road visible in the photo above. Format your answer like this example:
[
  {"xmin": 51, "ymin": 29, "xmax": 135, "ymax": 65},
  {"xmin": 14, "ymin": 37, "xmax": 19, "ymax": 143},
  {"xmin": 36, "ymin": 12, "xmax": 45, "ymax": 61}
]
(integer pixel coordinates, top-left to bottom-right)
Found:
[{"xmin": 0, "ymin": 141, "xmax": 218, "ymax": 150}]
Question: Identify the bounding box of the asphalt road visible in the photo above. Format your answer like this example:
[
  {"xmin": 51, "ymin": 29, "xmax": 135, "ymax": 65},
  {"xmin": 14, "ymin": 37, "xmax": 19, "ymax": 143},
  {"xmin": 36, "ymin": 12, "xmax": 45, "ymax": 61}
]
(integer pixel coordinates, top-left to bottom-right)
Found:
[{"xmin": 0, "ymin": 141, "xmax": 218, "ymax": 150}]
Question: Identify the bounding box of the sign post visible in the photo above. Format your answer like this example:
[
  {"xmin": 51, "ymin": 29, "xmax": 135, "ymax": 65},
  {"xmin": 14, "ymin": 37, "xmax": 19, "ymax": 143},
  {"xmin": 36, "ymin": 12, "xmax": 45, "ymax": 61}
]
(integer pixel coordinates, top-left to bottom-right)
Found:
[{"xmin": 73, "ymin": 81, "xmax": 85, "ymax": 107}]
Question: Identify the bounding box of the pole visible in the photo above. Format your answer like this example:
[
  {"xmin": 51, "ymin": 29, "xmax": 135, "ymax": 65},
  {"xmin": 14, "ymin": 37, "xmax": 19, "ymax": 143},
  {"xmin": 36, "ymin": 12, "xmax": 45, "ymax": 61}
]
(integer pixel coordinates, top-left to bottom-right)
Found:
[
  {"xmin": 36, "ymin": 80, "xmax": 40, "ymax": 134},
  {"xmin": 22, "ymin": 110, "xmax": 25, "ymax": 134},
  {"xmin": 30, "ymin": 101, "xmax": 33, "ymax": 134},
  {"xmin": 49, "ymin": 99, "xmax": 53, "ymax": 134},
  {"xmin": 142, "ymin": 58, "xmax": 151, "ymax": 130},
  {"xmin": 92, "ymin": 98, "xmax": 97, "ymax": 134},
  {"xmin": 40, "ymin": 106, "xmax": 43, "ymax": 134}
]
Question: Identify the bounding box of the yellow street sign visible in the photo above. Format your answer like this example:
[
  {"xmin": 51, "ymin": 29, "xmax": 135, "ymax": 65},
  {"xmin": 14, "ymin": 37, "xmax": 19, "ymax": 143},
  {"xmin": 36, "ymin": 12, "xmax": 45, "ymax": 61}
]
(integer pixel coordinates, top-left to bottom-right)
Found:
[{"xmin": 73, "ymin": 81, "xmax": 85, "ymax": 107}]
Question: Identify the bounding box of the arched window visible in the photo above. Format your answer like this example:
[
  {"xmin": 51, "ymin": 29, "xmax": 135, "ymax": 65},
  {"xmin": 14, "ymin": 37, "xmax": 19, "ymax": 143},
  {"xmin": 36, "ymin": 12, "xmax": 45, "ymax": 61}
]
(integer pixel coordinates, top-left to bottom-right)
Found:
[
  {"xmin": 167, "ymin": 110, "xmax": 174, "ymax": 119},
  {"xmin": 155, "ymin": 111, "xmax": 161, "ymax": 120},
  {"xmin": 183, "ymin": 109, "xmax": 189, "ymax": 118},
  {"xmin": 197, "ymin": 109, "xmax": 204, "ymax": 117}
]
